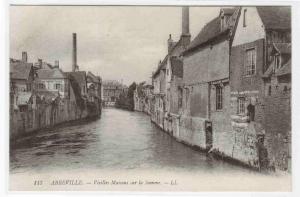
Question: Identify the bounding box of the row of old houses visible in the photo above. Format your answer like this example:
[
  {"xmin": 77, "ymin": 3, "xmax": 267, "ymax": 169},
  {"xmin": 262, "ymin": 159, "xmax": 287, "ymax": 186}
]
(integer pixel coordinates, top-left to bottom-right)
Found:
[
  {"xmin": 135, "ymin": 6, "xmax": 291, "ymax": 172},
  {"xmin": 10, "ymin": 33, "xmax": 103, "ymax": 140}
]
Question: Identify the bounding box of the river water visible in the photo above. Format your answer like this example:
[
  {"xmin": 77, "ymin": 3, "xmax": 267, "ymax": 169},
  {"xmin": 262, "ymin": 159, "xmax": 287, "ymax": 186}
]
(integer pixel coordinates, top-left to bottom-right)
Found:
[{"xmin": 9, "ymin": 108, "xmax": 291, "ymax": 191}]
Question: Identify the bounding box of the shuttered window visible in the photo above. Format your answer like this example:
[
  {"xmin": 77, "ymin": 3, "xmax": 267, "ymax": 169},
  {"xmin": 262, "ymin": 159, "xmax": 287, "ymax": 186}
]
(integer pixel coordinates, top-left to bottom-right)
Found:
[
  {"xmin": 237, "ymin": 97, "xmax": 245, "ymax": 114},
  {"xmin": 216, "ymin": 85, "xmax": 223, "ymax": 110}
]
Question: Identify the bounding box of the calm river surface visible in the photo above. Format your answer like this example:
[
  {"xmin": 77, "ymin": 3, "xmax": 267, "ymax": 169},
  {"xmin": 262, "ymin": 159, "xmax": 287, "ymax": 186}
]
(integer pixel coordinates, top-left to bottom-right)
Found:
[{"xmin": 10, "ymin": 108, "xmax": 257, "ymax": 174}]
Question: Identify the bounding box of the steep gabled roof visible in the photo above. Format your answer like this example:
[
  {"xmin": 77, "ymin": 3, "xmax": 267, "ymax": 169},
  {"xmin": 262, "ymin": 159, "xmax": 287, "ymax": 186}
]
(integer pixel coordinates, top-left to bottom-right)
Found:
[
  {"xmin": 10, "ymin": 62, "xmax": 33, "ymax": 80},
  {"xmin": 272, "ymin": 43, "xmax": 291, "ymax": 55},
  {"xmin": 256, "ymin": 6, "xmax": 291, "ymax": 30},
  {"xmin": 187, "ymin": 17, "xmax": 221, "ymax": 50},
  {"xmin": 37, "ymin": 68, "xmax": 67, "ymax": 79},
  {"xmin": 87, "ymin": 71, "xmax": 100, "ymax": 83},
  {"xmin": 153, "ymin": 55, "xmax": 168, "ymax": 78},
  {"xmin": 183, "ymin": 8, "xmax": 239, "ymax": 55},
  {"xmin": 276, "ymin": 59, "xmax": 291, "ymax": 76}
]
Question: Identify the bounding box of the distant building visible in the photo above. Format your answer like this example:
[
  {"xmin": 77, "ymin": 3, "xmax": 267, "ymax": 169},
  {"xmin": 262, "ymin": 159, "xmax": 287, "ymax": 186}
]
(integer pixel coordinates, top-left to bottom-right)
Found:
[
  {"xmin": 134, "ymin": 82, "xmax": 153, "ymax": 114},
  {"xmin": 87, "ymin": 71, "xmax": 102, "ymax": 102},
  {"xmin": 102, "ymin": 80, "xmax": 126, "ymax": 106}
]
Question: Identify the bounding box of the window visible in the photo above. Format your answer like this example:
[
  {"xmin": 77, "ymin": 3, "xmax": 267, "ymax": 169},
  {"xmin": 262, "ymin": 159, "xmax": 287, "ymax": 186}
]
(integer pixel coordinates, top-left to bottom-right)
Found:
[
  {"xmin": 55, "ymin": 83, "xmax": 61, "ymax": 90},
  {"xmin": 178, "ymin": 87, "xmax": 183, "ymax": 108},
  {"xmin": 39, "ymin": 83, "xmax": 44, "ymax": 89},
  {"xmin": 237, "ymin": 97, "xmax": 245, "ymax": 114},
  {"xmin": 185, "ymin": 88, "xmax": 190, "ymax": 109},
  {"xmin": 26, "ymin": 83, "xmax": 31, "ymax": 91},
  {"xmin": 268, "ymin": 86, "xmax": 272, "ymax": 96},
  {"xmin": 275, "ymin": 55, "xmax": 280, "ymax": 69},
  {"xmin": 245, "ymin": 48, "xmax": 256, "ymax": 76},
  {"xmin": 243, "ymin": 9, "xmax": 247, "ymax": 27},
  {"xmin": 216, "ymin": 85, "xmax": 223, "ymax": 110}
]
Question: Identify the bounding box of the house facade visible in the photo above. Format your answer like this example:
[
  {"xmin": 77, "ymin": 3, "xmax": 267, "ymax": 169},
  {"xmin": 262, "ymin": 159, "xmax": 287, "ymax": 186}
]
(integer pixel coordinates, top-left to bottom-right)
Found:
[
  {"xmin": 178, "ymin": 8, "xmax": 240, "ymax": 153},
  {"xmin": 102, "ymin": 80, "xmax": 125, "ymax": 106},
  {"xmin": 36, "ymin": 63, "xmax": 70, "ymax": 99},
  {"xmin": 10, "ymin": 52, "xmax": 35, "ymax": 93},
  {"xmin": 230, "ymin": 6, "xmax": 291, "ymax": 171},
  {"xmin": 151, "ymin": 7, "xmax": 191, "ymax": 130}
]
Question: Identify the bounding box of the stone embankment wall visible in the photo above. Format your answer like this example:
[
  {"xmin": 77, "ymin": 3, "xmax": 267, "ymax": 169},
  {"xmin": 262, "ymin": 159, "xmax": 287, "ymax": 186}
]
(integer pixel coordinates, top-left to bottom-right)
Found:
[{"xmin": 10, "ymin": 97, "xmax": 101, "ymax": 141}]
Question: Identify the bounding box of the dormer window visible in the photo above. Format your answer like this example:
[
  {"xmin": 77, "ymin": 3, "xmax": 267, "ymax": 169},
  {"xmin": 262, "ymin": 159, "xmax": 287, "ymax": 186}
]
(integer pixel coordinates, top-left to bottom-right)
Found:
[{"xmin": 243, "ymin": 9, "xmax": 247, "ymax": 27}]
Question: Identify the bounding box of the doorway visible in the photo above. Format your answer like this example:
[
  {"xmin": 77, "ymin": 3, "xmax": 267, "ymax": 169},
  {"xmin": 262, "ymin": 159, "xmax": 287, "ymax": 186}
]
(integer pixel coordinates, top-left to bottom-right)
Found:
[{"xmin": 205, "ymin": 121, "xmax": 213, "ymax": 151}]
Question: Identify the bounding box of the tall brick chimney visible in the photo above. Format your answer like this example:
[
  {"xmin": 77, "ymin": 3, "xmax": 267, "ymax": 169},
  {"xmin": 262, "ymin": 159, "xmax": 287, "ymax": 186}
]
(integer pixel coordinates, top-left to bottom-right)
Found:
[
  {"xmin": 181, "ymin": 7, "xmax": 191, "ymax": 47},
  {"xmin": 22, "ymin": 51, "xmax": 28, "ymax": 63},
  {"xmin": 72, "ymin": 33, "xmax": 78, "ymax": 72},
  {"xmin": 168, "ymin": 34, "xmax": 175, "ymax": 54}
]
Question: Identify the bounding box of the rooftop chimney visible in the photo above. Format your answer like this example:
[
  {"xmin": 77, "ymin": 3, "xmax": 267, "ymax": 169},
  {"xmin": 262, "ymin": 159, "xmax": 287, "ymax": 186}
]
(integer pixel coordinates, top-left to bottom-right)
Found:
[
  {"xmin": 72, "ymin": 33, "xmax": 78, "ymax": 72},
  {"xmin": 181, "ymin": 7, "xmax": 191, "ymax": 47},
  {"xmin": 168, "ymin": 34, "xmax": 175, "ymax": 54},
  {"xmin": 22, "ymin": 51, "xmax": 28, "ymax": 63},
  {"xmin": 54, "ymin": 60, "xmax": 59, "ymax": 68},
  {"xmin": 38, "ymin": 59, "xmax": 43, "ymax": 68}
]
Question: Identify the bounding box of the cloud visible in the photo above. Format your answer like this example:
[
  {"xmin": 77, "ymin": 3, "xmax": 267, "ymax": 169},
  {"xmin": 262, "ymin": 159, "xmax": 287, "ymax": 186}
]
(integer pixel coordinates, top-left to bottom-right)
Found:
[{"xmin": 10, "ymin": 6, "xmax": 219, "ymax": 85}]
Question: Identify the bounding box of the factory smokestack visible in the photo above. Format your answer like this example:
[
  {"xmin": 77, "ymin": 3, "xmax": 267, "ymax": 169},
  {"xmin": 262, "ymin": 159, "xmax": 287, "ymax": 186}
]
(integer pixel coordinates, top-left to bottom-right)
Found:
[
  {"xmin": 72, "ymin": 33, "xmax": 78, "ymax": 72},
  {"xmin": 181, "ymin": 7, "xmax": 191, "ymax": 47}
]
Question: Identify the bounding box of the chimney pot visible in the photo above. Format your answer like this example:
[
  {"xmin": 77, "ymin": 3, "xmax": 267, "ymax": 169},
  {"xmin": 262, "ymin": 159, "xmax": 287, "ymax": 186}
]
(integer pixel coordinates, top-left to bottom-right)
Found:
[
  {"xmin": 22, "ymin": 51, "xmax": 28, "ymax": 63},
  {"xmin": 54, "ymin": 60, "xmax": 59, "ymax": 68},
  {"xmin": 38, "ymin": 59, "xmax": 42, "ymax": 67}
]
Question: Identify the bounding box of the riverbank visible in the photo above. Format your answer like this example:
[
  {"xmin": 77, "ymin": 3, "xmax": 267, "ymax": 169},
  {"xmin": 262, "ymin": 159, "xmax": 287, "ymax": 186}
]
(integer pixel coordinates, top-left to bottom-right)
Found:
[
  {"xmin": 150, "ymin": 118, "xmax": 261, "ymax": 172},
  {"xmin": 10, "ymin": 115, "xmax": 100, "ymax": 148}
]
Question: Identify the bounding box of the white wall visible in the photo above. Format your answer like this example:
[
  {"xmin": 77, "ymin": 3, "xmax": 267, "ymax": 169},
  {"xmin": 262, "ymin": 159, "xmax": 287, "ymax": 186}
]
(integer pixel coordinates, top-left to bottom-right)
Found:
[{"xmin": 232, "ymin": 7, "xmax": 265, "ymax": 47}]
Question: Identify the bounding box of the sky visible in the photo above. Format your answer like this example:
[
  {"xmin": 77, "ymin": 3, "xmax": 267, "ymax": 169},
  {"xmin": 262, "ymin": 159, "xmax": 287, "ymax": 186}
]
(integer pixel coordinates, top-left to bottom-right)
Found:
[{"xmin": 10, "ymin": 6, "xmax": 220, "ymax": 85}]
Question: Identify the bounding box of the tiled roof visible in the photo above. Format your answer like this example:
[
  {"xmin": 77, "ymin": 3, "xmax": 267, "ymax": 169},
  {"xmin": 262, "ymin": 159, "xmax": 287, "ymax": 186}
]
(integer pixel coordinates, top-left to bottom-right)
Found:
[
  {"xmin": 184, "ymin": 7, "xmax": 239, "ymax": 55},
  {"xmin": 276, "ymin": 59, "xmax": 291, "ymax": 76},
  {"xmin": 185, "ymin": 17, "xmax": 221, "ymax": 53},
  {"xmin": 10, "ymin": 62, "xmax": 33, "ymax": 80},
  {"xmin": 256, "ymin": 6, "xmax": 291, "ymax": 30},
  {"xmin": 153, "ymin": 55, "xmax": 168, "ymax": 78},
  {"xmin": 170, "ymin": 57, "xmax": 183, "ymax": 78},
  {"xmin": 262, "ymin": 63, "xmax": 274, "ymax": 78},
  {"xmin": 273, "ymin": 43, "xmax": 291, "ymax": 54},
  {"xmin": 263, "ymin": 57, "xmax": 291, "ymax": 78},
  {"xmin": 87, "ymin": 71, "xmax": 100, "ymax": 83},
  {"xmin": 37, "ymin": 68, "xmax": 67, "ymax": 79}
]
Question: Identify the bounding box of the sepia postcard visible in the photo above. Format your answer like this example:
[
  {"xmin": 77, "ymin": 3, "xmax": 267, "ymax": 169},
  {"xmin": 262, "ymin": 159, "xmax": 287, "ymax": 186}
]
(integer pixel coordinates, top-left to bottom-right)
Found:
[{"xmin": 8, "ymin": 1, "xmax": 294, "ymax": 193}]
